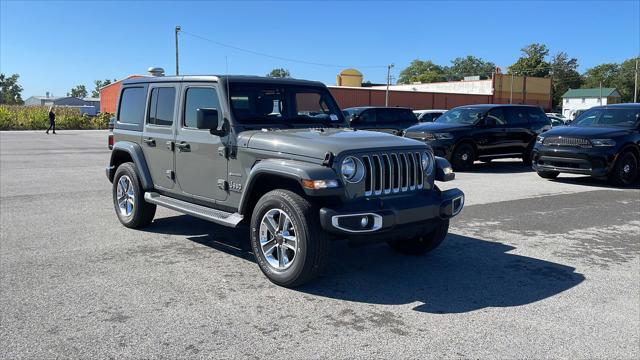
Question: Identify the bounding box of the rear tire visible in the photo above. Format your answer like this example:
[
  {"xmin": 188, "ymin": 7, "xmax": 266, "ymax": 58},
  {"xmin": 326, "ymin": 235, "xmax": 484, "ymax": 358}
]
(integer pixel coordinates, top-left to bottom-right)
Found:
[
  {"xmin": 387, "ymin": 219, "xmax": 449, "ymax": 255},
  {"xmin": 250, "ymin": 189, "xmax": 329, "ymax": 287},
  {"xmin": 112, "ymin": 162, "xmax": 156, "ymax": 228},
  {"xmin": 609, "ymin": 150, "xmax": 638, "ymax": 186},
  {"xmin": 537, "ymin": 170, "xmax": 559, "ymax": 179},
  {"xmin": 451, "ymin": 143, "xmax": 475, "ymax": 171}
]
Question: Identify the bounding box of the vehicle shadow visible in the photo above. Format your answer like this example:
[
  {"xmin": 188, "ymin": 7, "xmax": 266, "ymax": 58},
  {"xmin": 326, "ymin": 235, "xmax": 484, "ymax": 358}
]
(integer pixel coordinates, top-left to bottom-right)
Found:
[
  {"xmin": 466, "ymin": 160, "xmax": 533, "ymax": 174},
  {"xmin": 142, "ymin": 215, "xmax": 584, "ymax": 314},
  {"xmin": 549, "ymin": 175, "xmax": 640, "ymax": 190}
]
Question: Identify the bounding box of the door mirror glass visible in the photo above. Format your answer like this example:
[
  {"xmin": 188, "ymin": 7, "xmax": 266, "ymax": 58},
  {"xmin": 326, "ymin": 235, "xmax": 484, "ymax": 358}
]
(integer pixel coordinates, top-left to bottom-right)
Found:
[
  {"xmin": 483, "ymin": 116, "xmax": 496, "ymax": 127},
  {"xmin": 196, "ymin": 108, "xmax": 219, "ymax": 130}
]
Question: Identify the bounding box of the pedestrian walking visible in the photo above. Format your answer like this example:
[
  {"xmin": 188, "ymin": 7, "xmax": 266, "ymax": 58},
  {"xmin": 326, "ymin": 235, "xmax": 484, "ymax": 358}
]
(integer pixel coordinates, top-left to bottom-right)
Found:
[{"xmin": 46, "ymin": 106, "xmax": 56, "ymax": 134}]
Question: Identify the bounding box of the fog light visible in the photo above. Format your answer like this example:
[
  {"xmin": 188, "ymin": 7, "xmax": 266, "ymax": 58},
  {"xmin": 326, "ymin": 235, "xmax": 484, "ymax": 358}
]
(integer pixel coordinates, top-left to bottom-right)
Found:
[{"xmin": 360, "ymin": 216, "xmax": 369, "ymax": 228}]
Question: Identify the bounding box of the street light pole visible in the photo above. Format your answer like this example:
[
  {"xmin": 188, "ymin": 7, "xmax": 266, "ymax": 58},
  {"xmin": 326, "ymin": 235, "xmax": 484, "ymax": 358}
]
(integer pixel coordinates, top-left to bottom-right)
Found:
[
  {"xmin": 634, "ymin": 58, "xmax": 638, "ymax": 103},
  {"xmin": 175, "ymin": 26, "xmax": 181, "ymax": 75},
  {"xmin": 385, "ymin": 64, "xmax": 394, "ymax": 107}
]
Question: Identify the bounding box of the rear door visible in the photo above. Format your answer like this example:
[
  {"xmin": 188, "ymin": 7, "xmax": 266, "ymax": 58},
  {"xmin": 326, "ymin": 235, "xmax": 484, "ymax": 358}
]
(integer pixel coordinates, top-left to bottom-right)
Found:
[
  {"xmin": 503, "ymin": 106, "xmax": 537, "ymax": 155},
  {"xmin": 141, "ymin": 84, "xmax": 178, "ymax": 191},
  {"xmin": 174, "ymin": 84, "xmax": 228, "ymax": 202}
]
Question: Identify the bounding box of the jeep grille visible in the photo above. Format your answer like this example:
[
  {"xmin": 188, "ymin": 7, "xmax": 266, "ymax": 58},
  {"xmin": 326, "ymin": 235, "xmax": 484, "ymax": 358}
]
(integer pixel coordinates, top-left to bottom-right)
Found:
[
  {"xmin": 543, "ymin": 136, "xmax": 592, "ymax": 148},
  {"xmin": 360, "ymin": 152, "xmax": 423, "ymax": 196}
]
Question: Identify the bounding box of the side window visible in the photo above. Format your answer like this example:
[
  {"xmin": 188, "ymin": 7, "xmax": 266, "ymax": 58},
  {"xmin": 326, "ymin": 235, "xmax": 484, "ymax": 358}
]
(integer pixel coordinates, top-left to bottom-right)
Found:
[
  {"xmin": 147, "ymin": 87, "xmax": 176, "ymax": 126},
  {"xmin": 118, "ymin": 87, "xmax": 146, "ymax": 124},
  {"xmin": 377, "ymin": 109, "xmax": 394, "ymax": 123},
  {"xmin": 359, "ymin": 110, "xmax": 376, "ymax": 123},
  {"xmin": 504, "ymin": 107, "xmax": 528, "ymax": 125},
  {"xmin": 184, "ymin": 87, "xmax": 220, "ymax": 128},
  {"xmin": 486, "ymin": 108, "xmax": 507, "ymax": 126},
  {"xmin": 525, "ymin": 107, "xmax": 545, "ymax": 124}
]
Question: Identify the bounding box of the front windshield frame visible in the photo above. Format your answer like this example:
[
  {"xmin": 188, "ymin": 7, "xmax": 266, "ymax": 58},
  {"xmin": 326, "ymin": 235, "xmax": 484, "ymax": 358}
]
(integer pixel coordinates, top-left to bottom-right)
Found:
[
  {"xmin": 572, "ymin": 107, "xmax": 640, "ymax": 128},
  {"xmin": 436, "ymin": 107, "xmax": 487, "ymax": 125},
  {"xmin": 227, "ymin": 82, "xmax": 347, "ymax": 127}
]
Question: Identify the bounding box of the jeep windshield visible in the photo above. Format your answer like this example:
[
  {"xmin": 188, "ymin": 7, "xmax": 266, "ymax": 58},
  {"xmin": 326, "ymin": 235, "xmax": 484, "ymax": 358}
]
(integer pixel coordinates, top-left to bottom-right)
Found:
[
  {"xmin": 436, "ymin": 108, "xmax": 486, "ymax": 125},
  {"xmin": 229, "ymin": 83, "xmax": 346, "ymax": 127},
  {"xmin": 572, "ymin": 108, "xmax": 640, "ymax": 128}
]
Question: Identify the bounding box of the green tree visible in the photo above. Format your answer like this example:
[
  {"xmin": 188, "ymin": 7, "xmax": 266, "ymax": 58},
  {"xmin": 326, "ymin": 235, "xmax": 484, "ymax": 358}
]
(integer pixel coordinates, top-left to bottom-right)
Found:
[
  {"xmin": 582, "ymin": 57, "xmax": 640, "ymax": 103},
  {"xmin": 448, "ymin": 56, "xmax": 496, "ymax": 80},
  {"xmin": 0, "ymin": 73, "xmax": 24, "ymax": 105},
  {"xmin": 508, "ymin": 43, "xmax": 550, "ymax": 77},
  {"xmin": 616, "ymin": 57, "xmax": 640, "ymax": 102},
  {"xmin": 550, "ymin": 52, "xmax": 582, "ymax": 107},
  {"xmin": 266, "ymin": 68, "xmax": 291, "ymax": 78},
  {"xmin": 91, "ymin": 79, "xmax": 116, "ymax": 98},
  {"xmin": 398, "ymin": 59, "xmax": 448, "ymax": 84},
  {"xmin": 68, "ymin": 85, "xmax": 88, "ymax": 98}
]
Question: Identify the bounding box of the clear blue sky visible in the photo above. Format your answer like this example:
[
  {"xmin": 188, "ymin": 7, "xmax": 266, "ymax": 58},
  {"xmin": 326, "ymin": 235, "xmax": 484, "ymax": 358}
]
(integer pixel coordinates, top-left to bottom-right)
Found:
[{"xmin": 1, "ymin": 0, "xmax": 639, "ymax": 98}]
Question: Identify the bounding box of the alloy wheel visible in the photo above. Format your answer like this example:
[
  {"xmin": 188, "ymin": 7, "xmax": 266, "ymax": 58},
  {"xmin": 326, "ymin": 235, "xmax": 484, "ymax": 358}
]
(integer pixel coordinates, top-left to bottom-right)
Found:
[
  {"xmin": 116, "ymin": 175, "xmax": 135, "ymax": 217},
  {"xmin": 259, "ymin": 208, "xmax": 298, "ymax": 270}
]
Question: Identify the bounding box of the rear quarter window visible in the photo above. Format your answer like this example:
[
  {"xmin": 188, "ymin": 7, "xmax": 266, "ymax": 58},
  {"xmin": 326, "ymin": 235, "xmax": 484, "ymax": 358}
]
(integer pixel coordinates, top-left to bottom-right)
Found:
[{"xmin": 118, "ymin": 87, "xmax": 146, "ymax": 124}]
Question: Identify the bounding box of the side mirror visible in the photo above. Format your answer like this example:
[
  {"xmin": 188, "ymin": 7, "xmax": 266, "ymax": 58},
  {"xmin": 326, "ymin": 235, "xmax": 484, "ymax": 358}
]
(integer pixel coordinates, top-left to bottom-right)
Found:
[
  {"xmin": 483, "ymin": 117, "xmax": 496, "ymax": 127},
  {"xmin": 349, "ymin": 114, "xmax": 358, "ymax": 123},
  {"xmin": 196, "ymin": 108, "xmax": 226, "ymax": 136},
  {"xmin": 197, "ymin": 108, "xmax": 219, "ymax": 129}
]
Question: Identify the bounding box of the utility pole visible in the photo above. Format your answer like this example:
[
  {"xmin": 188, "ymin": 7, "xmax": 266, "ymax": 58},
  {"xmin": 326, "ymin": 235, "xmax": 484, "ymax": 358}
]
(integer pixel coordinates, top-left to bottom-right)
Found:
[
  {"xmin": 599, "ymin": 81, "xmax": 602, "ymax": 104},
  {"xmin": 385, "ymin": 64, "xmax": 394, "ymax": 107},
  {"xmin": 175, "ymin": 26, "xmax": 181, "ymax": 75},
  {"xmin": 509, "ymin": 73, "xmax": 514, "ymax": 104},
  {"xmin": 634, "ymin": 58, "xmax": 638, "ymax": 103}
]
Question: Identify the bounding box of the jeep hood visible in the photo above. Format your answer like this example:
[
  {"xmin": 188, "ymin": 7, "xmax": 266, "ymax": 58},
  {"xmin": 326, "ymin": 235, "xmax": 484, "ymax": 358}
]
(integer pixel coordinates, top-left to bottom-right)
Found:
[
  {"xmin": 240, "ymin": 128, "xmax": 425, "ymax": 159},
  {"xmin": 543, "ymin": 126, "xmax": 633, "ymax": 138}
]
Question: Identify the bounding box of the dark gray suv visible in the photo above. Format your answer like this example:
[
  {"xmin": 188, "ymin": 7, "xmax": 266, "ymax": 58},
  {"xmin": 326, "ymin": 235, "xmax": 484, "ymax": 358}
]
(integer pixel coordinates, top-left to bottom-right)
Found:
[{"xmin": 106, "ymin": 74, "xmax": 464, "ymax": 287}]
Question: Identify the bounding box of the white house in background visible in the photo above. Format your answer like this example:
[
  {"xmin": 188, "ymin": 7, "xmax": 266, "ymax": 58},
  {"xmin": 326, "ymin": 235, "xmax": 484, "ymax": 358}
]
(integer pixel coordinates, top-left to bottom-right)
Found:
[{"xmin": 561, "ymin": 88, "xmax": 621, "ymax": 120}]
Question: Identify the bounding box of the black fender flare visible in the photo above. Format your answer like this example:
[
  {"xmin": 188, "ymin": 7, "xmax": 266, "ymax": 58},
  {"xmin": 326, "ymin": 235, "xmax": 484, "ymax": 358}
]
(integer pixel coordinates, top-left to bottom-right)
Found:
[
  {"xmin": 108, "ymin": 141, "xmax": 154, "ymax": 190},
  {"xmin": 435, "ymin": 156, "xmax": 455, "ymax": 182},
  {"xmin": 238, "ymin": 159, "xmax": 340, "ymax": 215}
]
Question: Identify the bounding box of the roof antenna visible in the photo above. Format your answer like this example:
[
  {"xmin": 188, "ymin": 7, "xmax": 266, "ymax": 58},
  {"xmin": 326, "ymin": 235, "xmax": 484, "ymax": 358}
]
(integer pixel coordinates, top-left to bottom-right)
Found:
[{"xmin": 225, "ymin": 56, "xmax": 231, "ymax": 113}]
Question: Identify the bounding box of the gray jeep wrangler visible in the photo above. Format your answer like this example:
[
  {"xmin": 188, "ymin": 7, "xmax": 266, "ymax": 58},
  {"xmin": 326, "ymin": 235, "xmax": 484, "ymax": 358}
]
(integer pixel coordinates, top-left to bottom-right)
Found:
[{"xmin": 106, "ymin": 74, "xmax": 464, "ymax": 287}]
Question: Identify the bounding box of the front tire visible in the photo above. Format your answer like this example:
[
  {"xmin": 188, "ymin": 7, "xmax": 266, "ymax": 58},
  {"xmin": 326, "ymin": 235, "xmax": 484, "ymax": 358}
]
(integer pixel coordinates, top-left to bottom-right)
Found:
[
  {"xmin": 451, "ymin": 143, "xmax": 475, "ymax": 171},
  {"xmin": 250, "ymin": 189, "xmax": 329, "ymax": 287},
  {"xmin": 537, "ymin": 170, "xmax": 559, "ymax": 179},
  {"xmin": 609, "ymin": 150, "xmax": 639, "ymax": 186},
  {"xmin": 387, "ymin": 219, "xmax": 449, "ymax": 255},
  {"xmin": 112, "ymin": 162, "xmax": 156, "ymax": 228}
]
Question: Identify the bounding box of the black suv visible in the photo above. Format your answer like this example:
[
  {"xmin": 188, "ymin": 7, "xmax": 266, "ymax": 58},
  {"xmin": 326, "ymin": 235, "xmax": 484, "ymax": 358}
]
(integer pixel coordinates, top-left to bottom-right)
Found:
[
  {"xmin": 344, "ymin": 106, "xmax": 419, "ymax": 135},
  {"xmin": 533, "ymin": 103, "xmax": 640, "ymax": 185},
  {"xmin": 403, "ymin": 104, "xmax": 551, "ymax": 170}
]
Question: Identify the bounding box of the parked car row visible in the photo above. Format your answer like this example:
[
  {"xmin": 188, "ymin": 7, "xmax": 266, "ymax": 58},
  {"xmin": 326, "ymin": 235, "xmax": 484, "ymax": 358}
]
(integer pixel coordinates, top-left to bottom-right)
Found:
[{"xmin": 342, "ymin": 103, "xmax": 639, "ymax": 186}]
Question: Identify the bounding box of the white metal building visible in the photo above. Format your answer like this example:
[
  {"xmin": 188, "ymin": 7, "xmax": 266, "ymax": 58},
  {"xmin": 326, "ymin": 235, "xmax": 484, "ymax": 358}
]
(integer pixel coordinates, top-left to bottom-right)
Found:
[{"xmin": 561, "ymin": 88, "xmax": 621, "ymax": 119}]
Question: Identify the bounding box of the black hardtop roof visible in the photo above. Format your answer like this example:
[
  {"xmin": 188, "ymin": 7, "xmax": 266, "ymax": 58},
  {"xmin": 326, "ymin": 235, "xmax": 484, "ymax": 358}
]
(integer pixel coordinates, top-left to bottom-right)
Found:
[{"xmin": 122, "ymin": 75, "xmax": 326, "ymax": 87}]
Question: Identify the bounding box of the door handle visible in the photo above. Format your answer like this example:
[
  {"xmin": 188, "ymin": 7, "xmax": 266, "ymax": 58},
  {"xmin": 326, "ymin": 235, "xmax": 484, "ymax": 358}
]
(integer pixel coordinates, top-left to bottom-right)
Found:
[
  {"xmin": 176, "ymin": 142, "xmax": 191, "ymax": 152},
  {"xmin": 143, "ymin": 137, "xmax": 156, "ymax": 146}
]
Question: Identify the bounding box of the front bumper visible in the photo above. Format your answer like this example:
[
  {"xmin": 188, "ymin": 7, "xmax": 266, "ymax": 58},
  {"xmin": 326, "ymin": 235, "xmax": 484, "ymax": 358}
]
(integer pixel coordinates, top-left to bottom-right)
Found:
[
  {"xmin": 404, "ymin": 137, "xmax": 455, "ymax": 159},
  {"xmin": 319, "ymin": 188, "xmax": 464, "ymax": 237},
  {"xmin": 532, "ymin": 145, "xmax": 618, "ymax": 177}
]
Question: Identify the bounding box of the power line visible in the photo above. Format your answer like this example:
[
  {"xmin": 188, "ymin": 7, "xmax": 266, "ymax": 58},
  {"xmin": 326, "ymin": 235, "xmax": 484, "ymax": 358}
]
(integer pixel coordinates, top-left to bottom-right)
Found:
[{"xmin": 180, "ymin": 29, "xmax": 388, "ymax": 69}]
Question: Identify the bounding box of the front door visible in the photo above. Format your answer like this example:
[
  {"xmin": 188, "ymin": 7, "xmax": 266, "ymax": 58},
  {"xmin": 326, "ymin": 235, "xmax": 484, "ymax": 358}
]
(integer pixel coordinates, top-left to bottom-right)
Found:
[
  {"xmin": 475, "ymin": 107, "xmax": 508, "ymax": 157},
  {"xmin": 141, "ymin": 84, "xmax": 178, "ymax": 191},
  {"xmin": 174, "ymin": 84, "xmax": 228, "ymax": 202}
]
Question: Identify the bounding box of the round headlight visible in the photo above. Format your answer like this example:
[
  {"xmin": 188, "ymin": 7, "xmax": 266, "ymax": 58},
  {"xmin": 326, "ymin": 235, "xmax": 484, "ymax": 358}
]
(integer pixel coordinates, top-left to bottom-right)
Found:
[
  {"xmin": 421, "ymin": 151, "xmax": 434, "ymax": 174},
  {"xmin": 341, "ymin": 156, "xmax": 364, "ymax": 183}
]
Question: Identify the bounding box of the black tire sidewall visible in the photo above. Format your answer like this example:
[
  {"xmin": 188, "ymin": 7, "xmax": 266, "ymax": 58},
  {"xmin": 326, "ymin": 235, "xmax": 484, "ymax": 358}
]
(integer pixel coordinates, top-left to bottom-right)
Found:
[
  {"xmin": 452, "ymin": 143, "xmax": 475, "ymax": 170},
  {"xmin": 250, "ymin": 191, "xmax": 310, "ymax": 285},
  {"xmin": 612, "ymin": 151, "xmax": 639, "ymax": 186}
]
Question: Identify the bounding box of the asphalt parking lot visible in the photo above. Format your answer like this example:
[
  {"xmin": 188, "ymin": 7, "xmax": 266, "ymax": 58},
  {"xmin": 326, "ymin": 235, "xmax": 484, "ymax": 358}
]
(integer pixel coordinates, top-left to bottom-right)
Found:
[{"xmin": 1, "ymin": 130, "xmax": 639, "ymax": 359}]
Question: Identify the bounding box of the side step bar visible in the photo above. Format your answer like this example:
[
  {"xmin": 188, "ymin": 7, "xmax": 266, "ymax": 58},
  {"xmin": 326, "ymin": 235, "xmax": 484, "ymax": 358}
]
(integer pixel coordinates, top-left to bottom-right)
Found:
[{"xmin": 144, "ymin": 192, "xmax": 243, "ymax": 227}]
